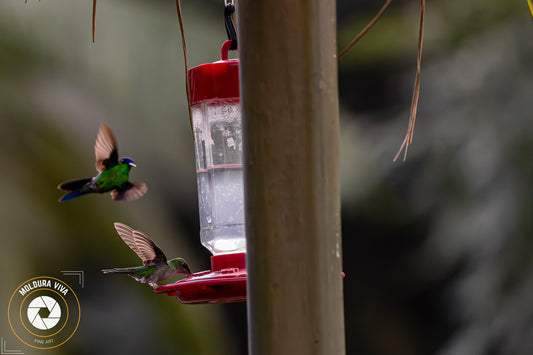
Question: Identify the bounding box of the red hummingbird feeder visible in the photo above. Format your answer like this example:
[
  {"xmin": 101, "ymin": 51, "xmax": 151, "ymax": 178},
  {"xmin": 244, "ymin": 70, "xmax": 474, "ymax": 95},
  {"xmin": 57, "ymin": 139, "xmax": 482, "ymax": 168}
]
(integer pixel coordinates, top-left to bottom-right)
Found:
[{"xmin": 154, "ymin": 40, "xmax": 247, "ymax": 303}]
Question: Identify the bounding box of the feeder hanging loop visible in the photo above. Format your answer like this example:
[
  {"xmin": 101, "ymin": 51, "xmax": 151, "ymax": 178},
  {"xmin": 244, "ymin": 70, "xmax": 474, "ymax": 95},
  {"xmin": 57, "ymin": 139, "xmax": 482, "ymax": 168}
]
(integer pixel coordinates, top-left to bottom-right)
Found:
[{"xmin": 224, "ymin": 0, "xmax": 238, "ymax": 51}]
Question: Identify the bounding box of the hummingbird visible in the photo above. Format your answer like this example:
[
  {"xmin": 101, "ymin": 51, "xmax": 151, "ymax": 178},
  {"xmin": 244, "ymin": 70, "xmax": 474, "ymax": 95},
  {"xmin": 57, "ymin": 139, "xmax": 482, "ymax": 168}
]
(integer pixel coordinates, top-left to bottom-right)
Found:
[
  {"xmin": 102, "ymin": 222, "xmax": 191, "ymax": 288},
  {"xmin": 57, "ymin": 122, "xmax": 147, "ymax": 202}
]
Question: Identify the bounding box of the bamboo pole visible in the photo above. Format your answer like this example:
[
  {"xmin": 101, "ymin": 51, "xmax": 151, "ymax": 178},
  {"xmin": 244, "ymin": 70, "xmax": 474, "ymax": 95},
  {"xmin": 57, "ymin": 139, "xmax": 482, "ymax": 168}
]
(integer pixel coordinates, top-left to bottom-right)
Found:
[{"xmin": 238, "ymin": 1, "xmax": 345, "ymax": 354}]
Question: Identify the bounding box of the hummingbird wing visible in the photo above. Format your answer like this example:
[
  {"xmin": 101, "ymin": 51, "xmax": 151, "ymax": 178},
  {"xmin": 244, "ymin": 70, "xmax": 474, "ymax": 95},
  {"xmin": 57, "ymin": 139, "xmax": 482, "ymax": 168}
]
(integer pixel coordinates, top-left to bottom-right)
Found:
[
  {"xmin": 113, "ymin": 223, "xmax": 141, "ymax": 256},
  {"xmin": 131, "ymin": 230, "xmax": 168, "ymax": 266},
  {"xmin": 113, "ymin": 222, "xmax": 167, "ymax": 266},
  {"xmin": 95, "ymin": 121, "xmax": 119, "ymax": 173},
  {"xmin": 111, "ymin": 182, "xmax": 148, "ymax": 201}
]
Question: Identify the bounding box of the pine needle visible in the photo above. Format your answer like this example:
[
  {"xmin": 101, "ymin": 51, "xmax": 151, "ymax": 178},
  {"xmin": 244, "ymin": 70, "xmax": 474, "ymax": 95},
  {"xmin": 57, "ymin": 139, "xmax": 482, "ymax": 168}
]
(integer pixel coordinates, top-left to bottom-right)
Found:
[
  {"xmin": 175, "ymin": 0, "xmax": 193, "ymax": 134},
  {"xmin": 393, "ymin": 0, "xmax": 425, "ymax": 162},
  {"xmin": 92, "ymin": 0, "xmax": 97, "ymax": 43},
  {"xmin": 338, "ymin": 0, "xmax": 393, "ymax": 60}
]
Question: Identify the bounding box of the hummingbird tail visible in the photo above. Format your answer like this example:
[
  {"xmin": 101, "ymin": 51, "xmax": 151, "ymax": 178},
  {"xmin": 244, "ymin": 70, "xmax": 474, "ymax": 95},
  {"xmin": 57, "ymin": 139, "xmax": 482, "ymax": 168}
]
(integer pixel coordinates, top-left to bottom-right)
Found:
[
  {"xmin": 58, "ymin": 189, "xmax": 91, "ymax": 202},
  {"xmin": 57, "ymin": 178, "xmax": 92, "ymax": 191},
  {"xmin": 101, "ymin": 267, "xmax": 135, "ymax": 275}
]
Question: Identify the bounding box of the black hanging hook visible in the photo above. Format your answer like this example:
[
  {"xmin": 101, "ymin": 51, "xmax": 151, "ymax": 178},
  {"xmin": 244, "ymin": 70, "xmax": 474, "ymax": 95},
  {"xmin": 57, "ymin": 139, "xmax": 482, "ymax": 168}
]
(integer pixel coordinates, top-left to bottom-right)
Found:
[{"xmin": 224, "ymin": 1, "xmax": 238, "ymax": 50}]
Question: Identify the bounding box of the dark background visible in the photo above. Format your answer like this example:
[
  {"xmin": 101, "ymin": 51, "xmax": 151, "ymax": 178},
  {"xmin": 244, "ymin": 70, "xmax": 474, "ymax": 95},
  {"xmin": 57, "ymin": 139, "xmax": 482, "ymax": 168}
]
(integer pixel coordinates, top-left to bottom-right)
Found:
[{"xmin": 1, "ymin": 0, "xmax": 532, "ymax": 354}]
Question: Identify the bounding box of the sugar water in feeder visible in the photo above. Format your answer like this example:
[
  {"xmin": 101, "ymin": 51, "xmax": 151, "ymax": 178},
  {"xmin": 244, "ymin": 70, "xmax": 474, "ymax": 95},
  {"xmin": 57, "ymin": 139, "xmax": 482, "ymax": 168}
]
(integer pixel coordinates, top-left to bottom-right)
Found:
[{"xmin": 193, "ymin": 97, "xmax": 245, "ymax": 255}]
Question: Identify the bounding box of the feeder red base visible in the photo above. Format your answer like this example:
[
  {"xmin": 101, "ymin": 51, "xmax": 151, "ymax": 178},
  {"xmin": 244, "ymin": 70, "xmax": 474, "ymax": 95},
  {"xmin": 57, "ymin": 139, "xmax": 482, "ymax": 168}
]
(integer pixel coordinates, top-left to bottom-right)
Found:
[{"xmin": 154, "ymin": 252, "xmax": 246, "ymax": 304}]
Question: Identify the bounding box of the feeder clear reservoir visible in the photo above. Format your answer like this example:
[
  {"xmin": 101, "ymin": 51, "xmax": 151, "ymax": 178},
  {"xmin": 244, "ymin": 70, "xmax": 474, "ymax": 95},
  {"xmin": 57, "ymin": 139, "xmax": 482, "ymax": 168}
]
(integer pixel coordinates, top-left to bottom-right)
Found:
[
  {"xmin": 189, "ymin": 52, "xmax": 245, "ymax": 256},
  {"xmin": 193, "ymin": 100, "xmax": 245, "ymax": 255}
]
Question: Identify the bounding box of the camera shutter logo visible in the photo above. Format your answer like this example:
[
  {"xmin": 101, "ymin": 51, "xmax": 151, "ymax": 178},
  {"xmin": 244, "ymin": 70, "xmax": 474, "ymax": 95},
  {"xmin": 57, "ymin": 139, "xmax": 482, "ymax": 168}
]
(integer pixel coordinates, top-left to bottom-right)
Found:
[
  {"xmin": 27, "ymin": 296, "xmax": 61, "ymax": 330},
  {"xmin": 8, "ymin": 277, "xmax": 80, "ymax": 350}
]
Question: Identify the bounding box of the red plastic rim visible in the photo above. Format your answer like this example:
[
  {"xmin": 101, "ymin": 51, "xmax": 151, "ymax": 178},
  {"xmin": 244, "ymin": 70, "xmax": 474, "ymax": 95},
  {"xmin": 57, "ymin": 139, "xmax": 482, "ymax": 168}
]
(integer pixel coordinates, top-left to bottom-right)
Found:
[{"xmin": 154, "ymin": 253, "xmax": 246, "ymax": 304}]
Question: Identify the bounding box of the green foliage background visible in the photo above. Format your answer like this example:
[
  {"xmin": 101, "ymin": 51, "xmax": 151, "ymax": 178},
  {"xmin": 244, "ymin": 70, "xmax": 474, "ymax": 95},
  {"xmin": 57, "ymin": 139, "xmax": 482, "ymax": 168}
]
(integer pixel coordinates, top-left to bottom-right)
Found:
[{"xmin": 0, "ymin": 1, "xmax": 240, "ymax": 354}]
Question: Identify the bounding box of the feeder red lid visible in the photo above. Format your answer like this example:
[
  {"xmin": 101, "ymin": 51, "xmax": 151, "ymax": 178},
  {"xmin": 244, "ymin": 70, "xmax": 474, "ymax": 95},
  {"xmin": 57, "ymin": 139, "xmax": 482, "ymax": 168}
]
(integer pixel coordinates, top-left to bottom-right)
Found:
[
  {"xmin": 154, "ymin": 252, "xmax": 246, "ymax": 304},
  {"xmin": 188, "ymin": 40, "xmax": 239, "ymax": 105}
]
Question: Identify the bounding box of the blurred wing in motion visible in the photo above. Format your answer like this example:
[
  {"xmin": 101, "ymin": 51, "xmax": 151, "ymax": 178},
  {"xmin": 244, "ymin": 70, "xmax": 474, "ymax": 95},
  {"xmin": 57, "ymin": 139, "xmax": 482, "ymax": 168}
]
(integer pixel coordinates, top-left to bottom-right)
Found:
[
  {"xmin": 111, "ymin": 182, "xmax": 148, "ymax": 201},
  {"xmin": 95, "ymin": 121, "xmax": 119, "ymax": 173}
]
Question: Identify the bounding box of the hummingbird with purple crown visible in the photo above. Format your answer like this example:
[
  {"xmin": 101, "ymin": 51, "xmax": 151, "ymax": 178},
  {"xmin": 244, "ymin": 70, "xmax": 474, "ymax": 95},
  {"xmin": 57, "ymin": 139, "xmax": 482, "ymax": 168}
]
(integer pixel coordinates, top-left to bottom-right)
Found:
[
  {"xmin": 57, "ymin": 122, "xmax": 147, "ymax": 202},
  {"xmin": 102, "ymin": 223, "xmax": 191, "ymax": 288}
]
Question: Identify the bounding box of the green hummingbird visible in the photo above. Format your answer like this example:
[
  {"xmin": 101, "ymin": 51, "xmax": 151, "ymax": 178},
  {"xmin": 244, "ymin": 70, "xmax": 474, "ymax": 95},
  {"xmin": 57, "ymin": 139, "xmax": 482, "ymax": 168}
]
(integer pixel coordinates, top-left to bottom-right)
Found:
[
  {"xmin": 102, "ymin": 222, "xmax": 191, "ymax": 288},
  {"xmin": 57, "ymin": 122, "xmax": 147, "ymax": 202}
]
